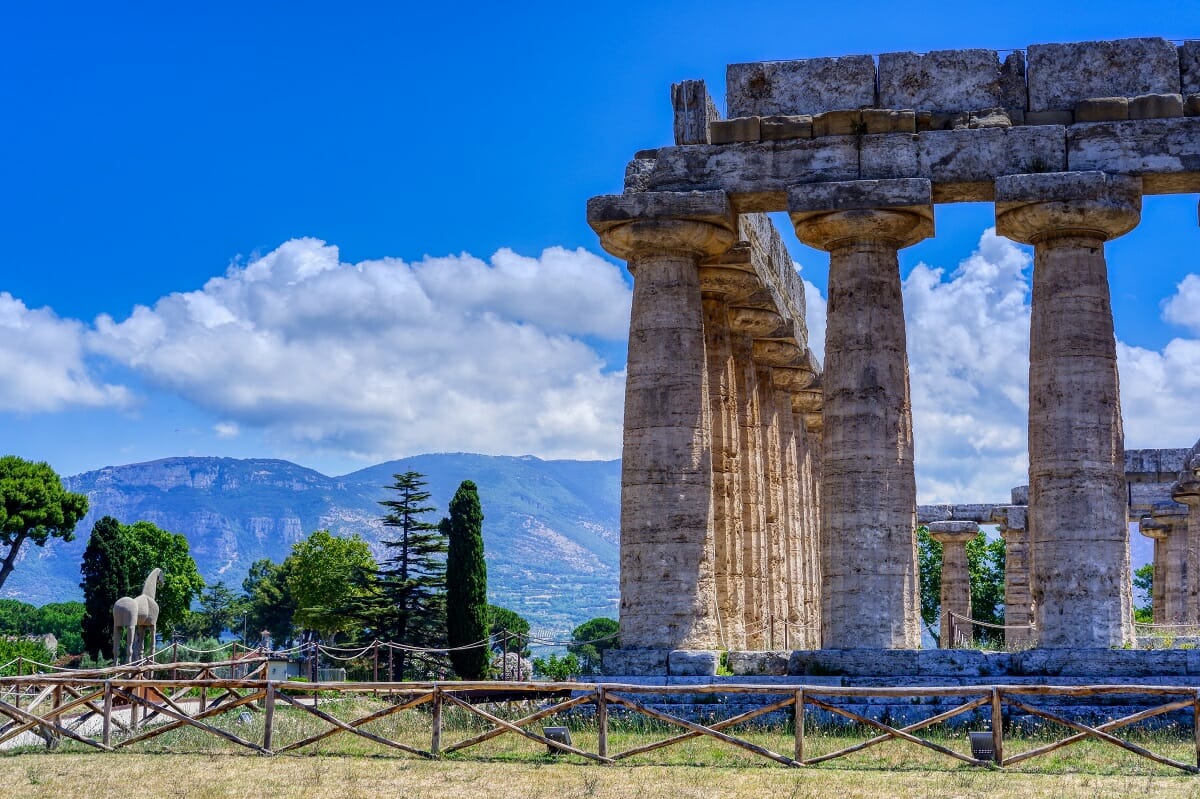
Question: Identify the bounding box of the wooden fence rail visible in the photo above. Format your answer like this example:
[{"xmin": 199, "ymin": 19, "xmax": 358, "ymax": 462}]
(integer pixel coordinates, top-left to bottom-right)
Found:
[{"xmin": 1, "ymin": 670, "xmax": 1199, "ymax": 773}]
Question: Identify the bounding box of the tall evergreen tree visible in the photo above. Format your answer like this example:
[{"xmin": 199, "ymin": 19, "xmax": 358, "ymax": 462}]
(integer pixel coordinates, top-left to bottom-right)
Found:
[
  {"xmin": 445, "ymin": 480, "xmax": 488, "ymax": 679},
  {"xmin": 80, "ymin": 516, "xmax": 132, "ymax": 658},
  {"xmin": 346, "ymin": 472, "xmax": 447, "ymax": 679}
]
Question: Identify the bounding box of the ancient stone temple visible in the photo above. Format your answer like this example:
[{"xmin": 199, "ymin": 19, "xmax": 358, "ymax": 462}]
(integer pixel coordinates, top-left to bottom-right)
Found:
[{"xmin": 588, "ymin": 37, "xmax": 1200, "ymax": 670}]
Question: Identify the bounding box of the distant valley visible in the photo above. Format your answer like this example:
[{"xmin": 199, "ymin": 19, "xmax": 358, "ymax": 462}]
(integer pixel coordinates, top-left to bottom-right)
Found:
[{"xmin": 5, "ymin": 454, "xmax": 621, "ymax": 639}]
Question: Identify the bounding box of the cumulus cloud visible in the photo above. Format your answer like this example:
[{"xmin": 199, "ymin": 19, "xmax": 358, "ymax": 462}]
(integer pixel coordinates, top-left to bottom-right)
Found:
[
  {"xmin": 1161, "ymin": 273, "xmax": 1200, "ymax": 336},
  {"xmin": 0, "ymin": 292, "xmax": 130, "ymax": 413},
  {"xmin": 903, "ymin": 229, "xmax": 1033, "ymax": 503},
  {"xmin": 801, "ymin": 231, "xmax": 1200, "ymax": 504},
  {"xmin": 87, "ymin": 239, "xmax": 631, "ymax": 462}
]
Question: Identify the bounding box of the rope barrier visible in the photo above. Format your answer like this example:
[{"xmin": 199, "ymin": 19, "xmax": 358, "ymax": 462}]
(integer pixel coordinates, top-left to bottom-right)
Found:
[{"xmin": 946, "ymin": 611, "xmax": 1035, "ymax": 632}]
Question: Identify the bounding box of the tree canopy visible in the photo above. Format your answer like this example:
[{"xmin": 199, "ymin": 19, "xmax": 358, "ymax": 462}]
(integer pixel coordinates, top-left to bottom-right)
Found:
[
  {"xmin": 286, "ymin": 529, "xmax": 376, "ymax": 641},
  {"xmin": 568, "ymin": 617, "xmax": 619, "ymax": 674},
  {"xmin": 242, "ymin": 557, "xmax": 297, "ymax": 646},
  {"xmin": 0, "ymin": 456, "xmax": 88, "ymax": 592},
  {"xmin": 445, "ymin": 480, "xmax": 488, "ymax": 679},
  {"xmin": 79, "ymin": 515, "xmax": 205, "ymax": 658}
]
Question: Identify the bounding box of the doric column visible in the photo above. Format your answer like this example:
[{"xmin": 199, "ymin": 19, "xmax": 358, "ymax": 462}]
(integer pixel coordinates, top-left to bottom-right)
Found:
[
  {"xmin": 698, "ymin": 265, "xmax": 761, "ymax": 651},
  {"xmin": 1172, "ymin": 445, "xmax": 1200, "ymax": 625},
  {"xmin": 728, "ymin": 330, "xmax": 767, "ymax": 648},
  {"xmin": 995, "ymin": 171, "xmax": 1141, "ymax": 648},
  {"xmin": 588, "ymin": 192, "xmax": 735, "ymax": 650},
  {"xmin": 1140, "ymin": 505, "xmax": 1188, "ymax": 625},
  {"xmin": 929, "ymin": 521, "xmax": 979, "ymax": 648},
  {"xmin": 755, "ymin": 362, "xmax": 786, "ymax": 647},
  {"xmin": 789, "ymin": 178, "xmax": 933, "ymax": 649},
  {"xmin": 794, "ymin": 387, "xmax": 824, "ymax": 649},
  {"xmin": 990, "ymin": 504, "xmax": 1034, "ymax": 647}
]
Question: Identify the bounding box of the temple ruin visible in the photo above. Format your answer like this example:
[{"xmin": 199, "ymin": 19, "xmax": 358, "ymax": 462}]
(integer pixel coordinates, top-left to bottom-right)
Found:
[{"xmin": 586, "ymin": 37, "xmax": 1200, "ymax": 672}]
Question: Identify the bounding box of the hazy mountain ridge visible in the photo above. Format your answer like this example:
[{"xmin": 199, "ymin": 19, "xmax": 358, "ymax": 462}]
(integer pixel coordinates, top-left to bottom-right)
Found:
[{"xmin": 5, "ymin": 454, "xmax": 621, "ymax": 638}]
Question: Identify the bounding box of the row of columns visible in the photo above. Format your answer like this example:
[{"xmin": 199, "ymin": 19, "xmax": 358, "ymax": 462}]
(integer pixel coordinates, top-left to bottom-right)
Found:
[
  {"xmin": 595, "ymin": 168, "xmax": 1147, "ymax": 652},
  {"xmin": 1140, "ymin": 445, "xmax": 1200, "ymax": 626},
  {"xmin": 590, "ymin": 197, "xmax": 822, "ymax": 652}
]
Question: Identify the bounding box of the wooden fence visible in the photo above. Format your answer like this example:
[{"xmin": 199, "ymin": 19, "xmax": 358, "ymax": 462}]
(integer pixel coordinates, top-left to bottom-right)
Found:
[{"xmin": 2, "ymin": 666, "xmax": 1199, "ymax": 772}]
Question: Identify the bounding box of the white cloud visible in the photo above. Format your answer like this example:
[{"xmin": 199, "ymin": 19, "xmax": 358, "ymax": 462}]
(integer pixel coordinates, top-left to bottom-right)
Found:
[
  {"xmin": 214, "ymin": 422, "xmax": 240, "ymax": 439},
  {"xmin": 903, "ymin": 229, "xmax": 1033, "ymax": 503},
  {"xmin": 88, "ymin": 239, "xmax": 631, "ymax": 462},
  {"xmin": 1162, "ymin": 273, "xmax": 1200, "ymax": 335},
  {"xmin": 801, "ymin": 230, "xmax": 1200, "ymax": 504},
  {"xmin": 801, "ymin": 276, "xmax": 826, "ymax": 365},
  {"xmin": 0, "ymin": 292, "xmax": 130, "ymax": 413}
]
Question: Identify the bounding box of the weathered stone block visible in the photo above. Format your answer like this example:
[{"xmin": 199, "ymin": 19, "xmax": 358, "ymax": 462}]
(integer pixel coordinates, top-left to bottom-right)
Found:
[
  {"xmin": 1181, "ymin": 42, "xmax": 1200, "ymax": 96},
  {"xmin": 1012, "ymin": 485, "xmax": 1029, "ymax": 505},
  {"xmin": 709, "ymin": 117, "xmax": 761, "ymax": 145},
  {"xmin": 645, "ymin": 139, "xmax": 860, "ymax": 213},
  {"xmin": 863, "ymin": 109, "xmax": 916, "ymax": 134},
  {"xmin": 1187, "ymin": 94, "xmax": 1200, "ymax": 117},
  {"xmin": 672, "ymin": 79, "xmax": 720, "ymax": 145},
  {"xmin": 1129, "ymin": 93, "xmax": 1184, "ymax": 120},
  {"xmin": 760, "ymin": 115, "xmax": 813, "ymax": 141},
  {"xmin": 858, "ymin": 133, "xmax": 919, "ymax": 180},
  {"xmin": 1067, "ymin": 117, "xmax": 1200, "ymax": 194},
  {"xmin": 602, "ymin": 648, "xmax": 669, "ymax": 676},
  {"xmin": 969, "ymin": 108, "xmax": 1012, "ymax": 129},
  {"xmin": 1025, "ymin": 110, "xmax": 1074, "ymax": 125},
  {"xmin": 1027, "ymin": 37, "xmax": 1180, "ymax": 111},
  {"xmin": 788, "ymin": 177, "xmax": 932, "ymax": 212},
  {"xmin": 813, "ymin": 109, "xmax": 862, "ymax": 137},
  {"xmin": 999, "ymin": 51, "xmax": 1028, "ymax": 111},
  {"xmin": 727, "ymin": 56, "xmax": 877, "ymax": 118},
  {"xmin": 789, "ymin": 649, "xmax": 920, "ymax": 676},
  {"xmin": 668, "ymin": 649, "xmax": 720, "ymax": 676},
  {"xmin": 586, "ymin": 191, "xmax": 733, "ymax": 233},
  {"xmin": 916, "ymin": 650, "xmax": 1013, "ymax": 677},
  {"xmin": 878, "ymin": 49, "xmax": 1004, "ymax": 112},
  {"xmin": 916, "ymin": 125, "xmax": 1067, "ymax": 201},
  {"xmin": 1075, "ymin": 97, "xmax": 1129, "ymax": 122},
  {"xmin": 624, "ymin": 158, "xmax": 655, "ymax": 193},
  {"xmin": 1014, "ymin": 648, "xmax": 1188, "ymax": 677},
  {"xmin": 727, "ymin": 650, "xmax": 790, "ymax": 676}
]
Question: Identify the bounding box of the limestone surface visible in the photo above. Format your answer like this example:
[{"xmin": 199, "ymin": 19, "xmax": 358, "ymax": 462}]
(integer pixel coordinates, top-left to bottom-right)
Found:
[
  {"xmin": 1027, "ymin": 37, "xmax": 1180, "ymax": 111},
  {"xmin": 878, "ymin": 49, "xmax": 1005, "ymax": 113},
  {"xmin": 727, "ymin": 56, "xmax": 876, "ymax": 118}
]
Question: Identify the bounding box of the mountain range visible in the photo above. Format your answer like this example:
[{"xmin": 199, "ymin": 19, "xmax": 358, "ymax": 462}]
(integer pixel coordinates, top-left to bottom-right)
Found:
[{"xmin": 5, "ymin": 454, "xmax": 621, "ymax": 639}]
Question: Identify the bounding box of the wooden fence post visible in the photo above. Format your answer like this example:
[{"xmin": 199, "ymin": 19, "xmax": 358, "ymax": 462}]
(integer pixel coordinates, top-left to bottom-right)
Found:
[
  {"xmin": 794, "ymin": 689, "xmax": 805, "ymax": 765},
  {"xmin": 431, "ymin": 685, "xmax": 443, "ymax": 756},
  {"xmin": 597, "ymin": 686, "xmax": 608, "ymax": 759},
  {"xmin": 1193, "ymin": 689, "xmax": 1200, "ymax": 768},
  {"xmin": 991, "ymin": 687, "xmax": 1004, "ymax": 765},
  {"xmin": 102, "ymin": 680, "xmax": 113, "ymax": 747},
  {"xmin": 14, "ymin": 657, "xmax": 20, "ymax": 709},
  {"xmin": 263, "ymin": 680, "xmax": 276, "ymax": 753},
  {"xmin": 199, "ymin": 669, "xmax": 208, "ymax": 714}
]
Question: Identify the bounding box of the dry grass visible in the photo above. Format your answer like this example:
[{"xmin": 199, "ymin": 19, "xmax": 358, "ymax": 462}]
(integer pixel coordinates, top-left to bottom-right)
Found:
[
  {"xmin": 6, "ymin": 752, "xmax": 1200, "ymax": 799},
  {"xmin": 8, "ymin": 696, "xmax": 1200, "ymax": 798}
]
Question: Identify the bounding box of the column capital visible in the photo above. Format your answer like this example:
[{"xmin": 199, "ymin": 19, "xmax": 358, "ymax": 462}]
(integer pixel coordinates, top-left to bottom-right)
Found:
[
  {"xmin": 928, "ymin": 520, "xmax": 979, "ymax": 545},
  {"xmin": 788, "ymin": 178, "xmax": 934, "ymax": 251},
  {"xmin": 698, "ymin": 265, "xmax": 760, "ymax": 301},
  {"xmin": 994, "ymin": 171, "xmax": 1142, "ymax": 245},
  {"xmin": 588, "ymin": 191, "xmax": 736, "ymax": 261}
]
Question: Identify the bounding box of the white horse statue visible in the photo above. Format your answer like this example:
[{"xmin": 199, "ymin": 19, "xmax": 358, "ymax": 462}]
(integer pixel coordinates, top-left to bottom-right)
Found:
[{"xmin": 113, "ymin": 568, "xmax": 163, "ymax": 664}]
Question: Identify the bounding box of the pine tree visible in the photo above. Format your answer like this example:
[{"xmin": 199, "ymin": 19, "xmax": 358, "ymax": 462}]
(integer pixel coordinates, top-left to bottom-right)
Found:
[
  {"xmin": 348, "ymin": 472, "xmax": 447, "ymax": 679},
  {"xmin": 445, "ymin": 480, "xmax": 488, "ymax": 679}
]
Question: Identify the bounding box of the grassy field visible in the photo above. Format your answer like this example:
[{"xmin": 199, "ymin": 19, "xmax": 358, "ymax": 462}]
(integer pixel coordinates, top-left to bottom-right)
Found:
[{"xmin": 6, "ymin": 697, "xmax": 1200, "ymax": 798}]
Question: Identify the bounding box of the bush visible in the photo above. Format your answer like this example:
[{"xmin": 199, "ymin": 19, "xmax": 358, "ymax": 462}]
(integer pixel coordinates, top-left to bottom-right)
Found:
[
  {"xmin": 532, "ymin": 653, "xmax": 579, "ymax": 681},
  {"xmin": 0, "ymin": 638, "xmax": 54, "ymax": 675}
]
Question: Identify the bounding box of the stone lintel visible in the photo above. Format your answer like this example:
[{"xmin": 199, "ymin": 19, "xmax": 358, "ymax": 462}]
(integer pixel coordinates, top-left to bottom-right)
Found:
[
  {"xmin": 738, "ymin": 213, "xmax": 809, "ymax": 351},
  {"xmin": 1067, "ymin": 118, "xmax": 1200, "ymax": 194},
  {"xmin": 586, "ymin": 191, "xmax": 734, "ymax": 234},
  {"xmin": 917, "ymin": 503, "xmax": 997, "ymax": 525},
  {"xmin": 1126, "ymin": 447, "xmax": 1191, "ymax": 479},
  {"xmin": 1011, "ymin": 484, "xmax": 1029, "ymax": 505},
  {"xmin": 990, "ymin": 504, "xmax": 1028, "ymax": 532},
  {"xmin": 927, "ymin": 520, "xmax": 980, "ymax": 544},
  {"xmin": 787, "ymin": 177, "xmax": 932, "ymax": 213},
  {"xmin": 994, "ymin": 171, "xmax": 1142, "ymax": 243}
]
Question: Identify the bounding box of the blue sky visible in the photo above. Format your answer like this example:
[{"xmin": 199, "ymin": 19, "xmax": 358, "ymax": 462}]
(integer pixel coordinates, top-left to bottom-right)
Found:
[{"xmin": 1, "ymin": 2, "xmax": 1198, "ymax": 504}]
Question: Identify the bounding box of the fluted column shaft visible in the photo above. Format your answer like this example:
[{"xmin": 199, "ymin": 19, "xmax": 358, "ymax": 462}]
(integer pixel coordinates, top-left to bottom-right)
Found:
[
  {"xmin": 930, "ymin": 523, "xmax": 978, "ymax": 648},
  {"xmin": 596, "ymin": 216, "xmax": 735, "ymax": 650},
  {"xmin": 995, "ymin": 517, "xmax": 1034, "ymax": 647},
  {"xmin": 996, "ymin": 171, "xmax": 1141, "ymax": 648},
  {"xmin": 732, "ymin": 335, "xmax": 768, "ymax": 648},
  {"xmin": 791, "ymin": 180, "xmax": 932, "ymax": 649}
]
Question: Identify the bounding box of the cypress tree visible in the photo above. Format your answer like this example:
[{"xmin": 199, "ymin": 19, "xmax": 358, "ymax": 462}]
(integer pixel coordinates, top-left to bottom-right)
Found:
[
  {"xmin": 445, "ymin": 480, "xmax": 489, "ymax": 679},
  {"xmin": 79, "ymin": 516, "xmax": 133, "ymax": 659}
]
